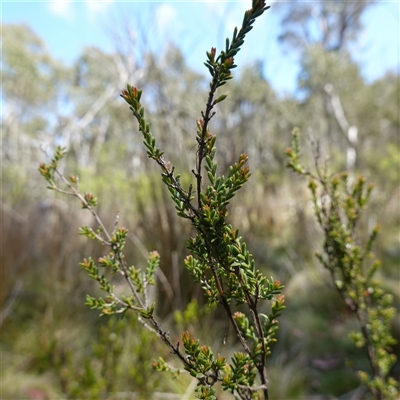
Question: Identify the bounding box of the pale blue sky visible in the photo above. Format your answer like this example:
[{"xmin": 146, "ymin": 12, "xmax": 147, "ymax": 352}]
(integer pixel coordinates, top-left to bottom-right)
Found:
[{"xmin": 2, "ymin": 1, "xmax": 399, "ymax": 94}]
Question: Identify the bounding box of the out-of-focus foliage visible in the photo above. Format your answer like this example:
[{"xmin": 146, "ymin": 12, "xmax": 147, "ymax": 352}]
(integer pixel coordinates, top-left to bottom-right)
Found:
[
  {"xmin": 1, "ymin": 2, "xmax": 399, "ymax": 396},
  {"xmin": 287, "ymin": 129, "xmax": 398, "ymax": 399},
  {"xmin": 276, "ymin": 0, "xmax": 375, "ymax": 53}
]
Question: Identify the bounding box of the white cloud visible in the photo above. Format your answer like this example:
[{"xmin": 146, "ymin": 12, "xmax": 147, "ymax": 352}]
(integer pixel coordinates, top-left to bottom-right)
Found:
[
  {"xmin": 203, "ymin": 1, "xmax": 230, "ymax": 18},
  {"xmin": 85, "ymin": 0, "xmax": 114, "ymax": 19},
  {"xmin": 155, "ymin": 3, "xmax": 177, "ymax": 36},
  {"xmin": 48, "ymin": 0, "xmax": 74, "ymax": 21},
  {"xmin": 202, "ymin": 2, "xmax": 244, "ymax": 41}
]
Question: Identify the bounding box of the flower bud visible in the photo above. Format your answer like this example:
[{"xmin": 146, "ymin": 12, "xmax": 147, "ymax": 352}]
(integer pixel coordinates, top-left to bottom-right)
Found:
[{"xmin": 210, "ymin": 47, "xmax": 216, "ymax": 61}]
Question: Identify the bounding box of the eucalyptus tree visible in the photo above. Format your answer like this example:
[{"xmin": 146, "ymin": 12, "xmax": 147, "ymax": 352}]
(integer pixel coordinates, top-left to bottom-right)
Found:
[
  {"xmin": 276, "ymin": 0, "xmax": 375, "ymax": 54},
  {"xmin": 2, "ymin": 24, "xmax": 71, "ymax": 195},
  {"xmin": 274, "ymin": 0, "xmax": 377, "ymax": 178}
]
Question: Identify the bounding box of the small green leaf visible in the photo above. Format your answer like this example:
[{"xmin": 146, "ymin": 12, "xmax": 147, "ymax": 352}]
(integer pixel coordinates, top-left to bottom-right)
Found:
[{"xmin": 214, "ymin": 94, "xmax": 227, "ymax": 104}]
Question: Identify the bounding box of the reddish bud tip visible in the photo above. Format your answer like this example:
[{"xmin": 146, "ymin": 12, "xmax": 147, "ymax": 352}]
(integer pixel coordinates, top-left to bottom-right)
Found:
[{"xmin": 285, "ymin": 147, "xmax": 292, "ymax": 155}]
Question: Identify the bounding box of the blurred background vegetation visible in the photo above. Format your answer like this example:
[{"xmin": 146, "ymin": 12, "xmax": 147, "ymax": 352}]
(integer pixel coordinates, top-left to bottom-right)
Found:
[{"xmin": 1, "ymin": 2, "xmax": 399, "ymax": 399}]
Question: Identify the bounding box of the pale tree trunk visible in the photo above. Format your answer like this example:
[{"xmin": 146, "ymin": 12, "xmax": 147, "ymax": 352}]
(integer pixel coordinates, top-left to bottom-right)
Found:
[{"xmin": 324, "ymin": 83, "xmax": 358, "ymax": 187}]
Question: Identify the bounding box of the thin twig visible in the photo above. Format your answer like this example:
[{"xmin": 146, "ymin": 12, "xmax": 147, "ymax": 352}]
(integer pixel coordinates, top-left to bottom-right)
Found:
[{"xmin": 53, "ymin": 166, "xmax": 112, "ymax": 243}]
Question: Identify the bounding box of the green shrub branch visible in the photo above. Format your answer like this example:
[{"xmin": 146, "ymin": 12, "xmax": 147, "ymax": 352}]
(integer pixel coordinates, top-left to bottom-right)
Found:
[
  {"xmin": 286, "ymin": 128, "xmax": 398, "ymax": 400},
  {"xmin": 40, "ymin": 2, "xmax": 285, "ymax": 399}
]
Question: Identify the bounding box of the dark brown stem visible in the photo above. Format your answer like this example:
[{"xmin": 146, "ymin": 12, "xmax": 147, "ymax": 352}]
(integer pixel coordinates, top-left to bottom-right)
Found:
[
  {"xmin": 196, "ymin": 73, "xmax": 219, "ymax": 208},
  {"xmin": 149, "ymin": 317, "xmax": 191, "ymax": 368},
  {"xmin": 209, "ymin": 263, "xmax": 252, "ymax": 356},
  {"xmin": 157, "ymin": 159, "xmax": 200, "ymax": 219}
]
